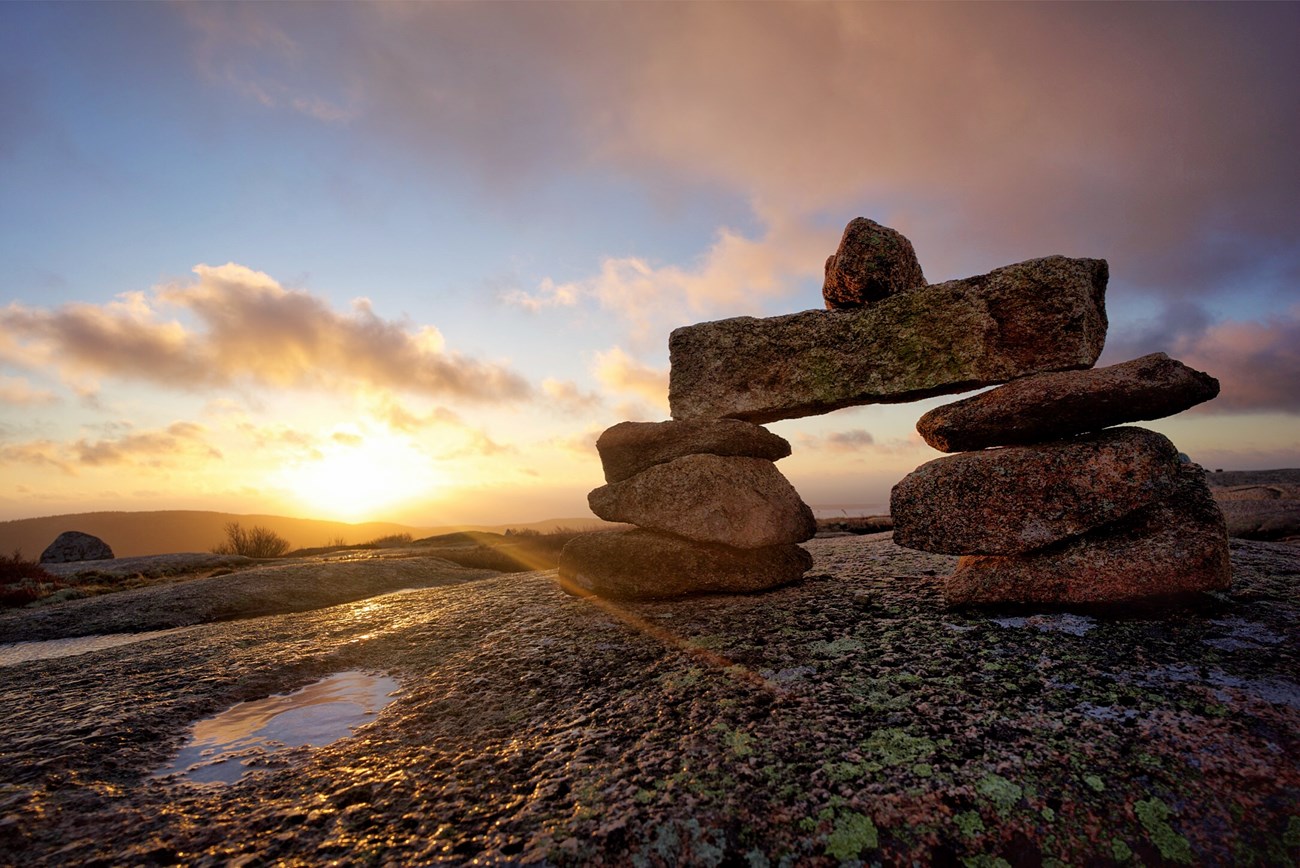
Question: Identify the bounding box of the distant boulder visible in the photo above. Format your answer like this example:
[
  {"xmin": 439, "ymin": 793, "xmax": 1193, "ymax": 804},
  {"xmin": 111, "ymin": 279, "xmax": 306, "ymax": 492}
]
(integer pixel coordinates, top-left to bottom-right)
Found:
[{"xmin": 40, "ymin": 531, "xmax": 114, "ymax": 564}]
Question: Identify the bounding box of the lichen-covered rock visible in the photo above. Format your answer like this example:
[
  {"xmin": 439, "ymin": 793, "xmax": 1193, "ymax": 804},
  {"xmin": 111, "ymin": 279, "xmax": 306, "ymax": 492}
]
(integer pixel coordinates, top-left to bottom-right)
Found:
[
  {"xmin": 0, "ymin": 535, "xmax": 1297, "ymax": 865},
  {"xmin": 588, "ymin": 454, "xmax": 816, "ymax": 548},
  {"xmin": 670, "ymin": 255, "xmax": 1108, "ymax": 423},
  {"xmin": 39, "ymin": 530, "xmax": 114, "ymax": 564},
  {"xmin": 557, "ymin": 529, "xmax": 812, "ymax": 599},
  {"xmin": 822, "ymin": 217, "xmax": 926, "ymax": 310},
  {"xmin": 891, "ymin": 427, "xmax": 1182, "ymax": 555},
  {"xmin": 595, "ymin": 418, "xmax": 791, "ymax": 484},
  {"xmin": 946, "ymin": 464, "xmax": 1231, "ymax": 606},
  {"xmin": 917, "ymin": 353, "xmax": 1220, "ymax": 452}
]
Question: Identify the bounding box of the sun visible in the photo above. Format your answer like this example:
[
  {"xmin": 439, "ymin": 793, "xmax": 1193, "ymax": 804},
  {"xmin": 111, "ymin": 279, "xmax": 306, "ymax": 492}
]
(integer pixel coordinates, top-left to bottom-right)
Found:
[{"xmin": 276, "ymin": 431, "xmax": 445, "ymax": 522}]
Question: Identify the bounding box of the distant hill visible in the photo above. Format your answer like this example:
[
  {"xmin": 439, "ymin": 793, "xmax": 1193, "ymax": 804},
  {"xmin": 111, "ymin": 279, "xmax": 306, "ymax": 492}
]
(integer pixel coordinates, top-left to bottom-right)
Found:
[{"xmin": 0, "ymin": 511, "xmax": 607, "ymax": 559}]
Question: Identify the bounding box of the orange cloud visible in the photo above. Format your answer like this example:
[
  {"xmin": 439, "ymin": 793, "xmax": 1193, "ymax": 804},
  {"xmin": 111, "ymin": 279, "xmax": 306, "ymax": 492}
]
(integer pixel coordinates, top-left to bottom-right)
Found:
[
  {"xmin": 0, "ymin": 264, "xmax": 531, "ymax": 402},
  {"xmin": 0, "ymin": 422, "xmax": 221, "ymax": 474},
  {"xmin": 510, "ymin": 208, "xmax": 832, "ymax": 336},
  {"xmin": 0, "ymin": 376, "xmax": 57, "ymax": 406},
  {"xmin": 204, "ymin": 3, "xmax": 1296, "ymax": 295},
  {"xmin": 73, "ymin": 421, "xmax": 221, "ymax": 468},
  {"xmin": 541, "ymin": 378, "xmax": 604, "ymax": 413},
  {"xmin": 592, "ymin": 347, "xmax": 668, "ymax": 411},
  {"xmin": 1176, "ymin": 308, "xmax": 1300, "ymax": 414}
]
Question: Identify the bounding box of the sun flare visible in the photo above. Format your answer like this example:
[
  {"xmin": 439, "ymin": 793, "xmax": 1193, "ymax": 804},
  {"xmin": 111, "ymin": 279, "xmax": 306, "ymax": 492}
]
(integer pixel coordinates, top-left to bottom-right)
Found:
[{"xmin": 276, "ymin": 431, "xmax": 445, "ymax": 522}]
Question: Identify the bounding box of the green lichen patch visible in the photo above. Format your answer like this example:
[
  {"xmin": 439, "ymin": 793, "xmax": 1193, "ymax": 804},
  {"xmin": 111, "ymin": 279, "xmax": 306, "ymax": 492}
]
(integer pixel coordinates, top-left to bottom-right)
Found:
[
  {"xmin": 1134, "ymin": 798, "xmax": 1193, "ymax": 864},
  {"xmin": 825, "ymin": 811, "xmax": 878, "ymax": 860},
  {"xmin": 976, "ymin": 774, "xmax": 1024, "ymax": 812}
]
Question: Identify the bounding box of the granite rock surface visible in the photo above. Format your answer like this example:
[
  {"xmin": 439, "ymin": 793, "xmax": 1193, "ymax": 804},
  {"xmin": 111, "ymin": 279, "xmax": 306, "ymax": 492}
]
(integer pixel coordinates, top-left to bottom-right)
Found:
[
  {"xmin": 917, "ymin": 353, "xmax": 1220, "ymax": 452},
  {"xmin": 822, "ymin": 217, "xmax": 926, "ymax": 310},
  {"xmin": 588, "ymin": 454, "xmax": 816, "ymax": 549},
  {"xmin": 947, "ymin": 464, "xmax": 1231, "ymax": 605},
  {"xmin": 558, "ymin": 529, "xmax": 812, "ymax": 599},
  {"xmin": 39, "ymin": 530, "xmax": 114, "ymax": 564},
  {"xmin": 670, "ymin": 256, "xmax": 1108, "ymax": 423},
  {"xmin": 596, "ymin": 418, "xmax": 791, "ymax": 484},
  {"xmin": 1, "ymin": 535, "xmax": 1296, "ymax": 865},
  {"xmin": 891, "ymin": 427, "xmax": 1182, "ymax": 555}
]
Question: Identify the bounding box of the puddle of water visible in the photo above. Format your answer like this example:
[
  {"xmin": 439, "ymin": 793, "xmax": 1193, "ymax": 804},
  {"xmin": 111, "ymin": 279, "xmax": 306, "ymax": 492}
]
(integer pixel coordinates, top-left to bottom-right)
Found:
[
  {"xmin": 0, "ymin": 627, "xmax": 199, "ymax": 667},
  {"xmin": 155, "ymin": 670, "xmax": 400, "ymax": 785}
]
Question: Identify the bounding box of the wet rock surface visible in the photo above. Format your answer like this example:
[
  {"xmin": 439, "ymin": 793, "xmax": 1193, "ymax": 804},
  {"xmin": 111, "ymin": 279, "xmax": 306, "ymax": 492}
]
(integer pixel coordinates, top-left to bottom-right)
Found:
[
  {"xmin": 1, "ymin": 535, "xmax": 1297, "ymax": 865},
  {"xmin": 596, "ymin": 418, "xmax": 791, "ymax": 484},
  {"xmin": 0, "ymin": 551, "xmax": 498, "ymax": 643},
  {"xmin": 892, "ymin": 427, "xmax": 1183, "ymax": 555},
  {"xmin": 916, "ymin": 353, "xmax": 1221, "ymax": 453},
  {"xmin": 669, "ymin": 255, "xmax": 1108, "ymax": 424}
]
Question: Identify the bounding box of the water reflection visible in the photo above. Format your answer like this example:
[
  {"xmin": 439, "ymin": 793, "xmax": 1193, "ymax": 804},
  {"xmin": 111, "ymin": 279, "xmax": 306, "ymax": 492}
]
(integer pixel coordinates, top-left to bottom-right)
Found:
[
  {"xmin": 0, "ymin": 627, "xmax": 199, "ymax": 667},
  {"xmin": 156, "ymin": 670, "xmax": 400, "ymax": 785}
]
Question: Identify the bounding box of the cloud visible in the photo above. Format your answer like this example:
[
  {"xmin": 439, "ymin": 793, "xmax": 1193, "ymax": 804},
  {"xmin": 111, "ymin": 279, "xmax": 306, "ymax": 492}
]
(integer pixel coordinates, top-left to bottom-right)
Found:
[
  {"xmin": 794, "ymin": 428, "xmax": 929, "ymax": 458},
  {"xmin": 1105, "ymin": 304, "xmax": 1300, "ymax": 414},
  {"xmin": 0, "ymin": 376, "xmax": 58, "ymax": 406},
  {"xmin": 0, "ymin": 440, "xmax": 73, "ymax": 475},
  {"xmin": 0, "ymin": 263, "xmax": 532, "ymax": 402},
  {"xmin": 193, "ymin": 3, "xmax": 1298, "ymax": 297},
  {"xmin": 541, "ymin": 378, "xmax": 604, "ymax": 413},
  {"xmin": 73, "ymin": 421, "xmax": 222, "ymax": 467},
  {"xmin": 0, "ymin": 422, "xmax": 221, "ymax": 474},
  {"xmin": 1177, "ymin": 310, "xmax": 1300, "ymax": 414},
  {"xmin": 592, "ymin": 347, "xmax": 668, "ymax": 411},
  {"xmin": 515, "ymin": 209, "xmax": 833, "ymax": 335},
  {"xmin": 366, "ymin": 395, "xmax": 512, "ymax": 457}
]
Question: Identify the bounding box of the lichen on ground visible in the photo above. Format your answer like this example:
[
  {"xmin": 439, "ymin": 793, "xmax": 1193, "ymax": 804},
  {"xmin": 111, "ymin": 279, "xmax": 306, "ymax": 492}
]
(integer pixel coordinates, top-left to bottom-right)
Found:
[{"xmin": 0, "ymin": 534, "xmax": 1296, "ymax": 865}]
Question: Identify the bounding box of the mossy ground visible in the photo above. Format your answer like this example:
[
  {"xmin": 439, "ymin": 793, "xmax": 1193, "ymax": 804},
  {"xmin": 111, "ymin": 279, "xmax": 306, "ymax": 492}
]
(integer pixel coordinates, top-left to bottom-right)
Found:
[{"xmin": 0, "ymin": 535, "xmax": 1296, "ymax": 865}]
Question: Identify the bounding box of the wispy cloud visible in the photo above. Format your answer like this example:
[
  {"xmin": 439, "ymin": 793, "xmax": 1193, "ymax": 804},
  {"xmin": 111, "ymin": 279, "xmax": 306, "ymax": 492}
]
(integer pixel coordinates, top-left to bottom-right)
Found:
[
  {"xmin": 0, "ymin": 421, "xmax": 221, "ymax": 474},
  {"xmin": 1105, "ymin": 303, "xmax": 1300, "ymax": 414},
  {"xmin": 509, "ymin": 209, "xmax": 831, "ymax": 335},
  {"xmin": 0, "ymin": 375, "xmax": 58, "ymax": 406},
  {"xmin": 181, "ymin": 3, "xmax": 1299, "ymax": 307},
  {"xmin": 0, "ymin": 263, "xmax": 532, "ymax": 402},
  {"xmin": 592, "ymin": 347, "xmax": 668, "ymax": 412},
  {"xmin": 541, "ymin": 378, "xmax": 604, "ymax": 413},
  {"xmin": 73, "ymin": 421, "xmax": 222, "ymax": 467}
]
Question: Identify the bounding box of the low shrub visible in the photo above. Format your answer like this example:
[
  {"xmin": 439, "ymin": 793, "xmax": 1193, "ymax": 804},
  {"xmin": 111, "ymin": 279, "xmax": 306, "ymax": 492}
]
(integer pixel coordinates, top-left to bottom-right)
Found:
[
  {"xmin": 211, "ymin": 522, "xmax": 291, "ymax": 559},
  {"xmin": 364, "ymin": 533, "xmax": 413, "ymax": 547},
  {"xmin": 0, "ymin": 549, "xmax": 53, "ymax": 583}
]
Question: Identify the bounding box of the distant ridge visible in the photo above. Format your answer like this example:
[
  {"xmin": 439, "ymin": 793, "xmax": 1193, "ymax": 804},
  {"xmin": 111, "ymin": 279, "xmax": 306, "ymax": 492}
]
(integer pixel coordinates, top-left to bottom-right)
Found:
[{"xmin": 0, "ymin": 510, "xmax": 607, "ymax": 559}]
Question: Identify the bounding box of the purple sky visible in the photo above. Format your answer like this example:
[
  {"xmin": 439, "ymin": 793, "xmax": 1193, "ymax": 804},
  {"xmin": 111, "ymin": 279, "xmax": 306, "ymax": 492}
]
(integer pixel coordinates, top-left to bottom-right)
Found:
[{"xmin": 1, "ymin": 3, "xmax": 1297, "ymax": 525}]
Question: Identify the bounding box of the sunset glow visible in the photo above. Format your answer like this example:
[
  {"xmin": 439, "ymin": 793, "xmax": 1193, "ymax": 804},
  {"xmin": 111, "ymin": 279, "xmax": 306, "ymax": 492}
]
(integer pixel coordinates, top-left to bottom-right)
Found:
[
  {"xmin": 275, "ymin": 431, "xmax": 448, "ymax": 522},
  {"xmin": 1, "ymin": 3, "xmax": 1296, "ymax": 527}
]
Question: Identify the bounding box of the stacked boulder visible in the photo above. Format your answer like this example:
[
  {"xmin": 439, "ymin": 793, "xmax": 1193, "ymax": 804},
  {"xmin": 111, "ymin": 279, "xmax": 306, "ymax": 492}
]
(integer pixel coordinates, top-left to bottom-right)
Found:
[
  {"xmin": 558, "ymin": 419, "xmax": 816, "ymax": 599},
  {"xmin": 892, "ymin": 353, "xmax": 1231, "ymax": 605},
  {"xmin": 562, "ymin": 214, "xmax": 1231, "ymax": 608}
]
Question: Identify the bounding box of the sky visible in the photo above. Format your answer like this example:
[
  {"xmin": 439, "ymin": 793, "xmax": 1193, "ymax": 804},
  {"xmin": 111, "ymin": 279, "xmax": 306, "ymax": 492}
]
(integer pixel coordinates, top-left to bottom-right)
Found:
[{"xmin": 1, "ymin": 2, "xmax": 1297, "ymax": 527}]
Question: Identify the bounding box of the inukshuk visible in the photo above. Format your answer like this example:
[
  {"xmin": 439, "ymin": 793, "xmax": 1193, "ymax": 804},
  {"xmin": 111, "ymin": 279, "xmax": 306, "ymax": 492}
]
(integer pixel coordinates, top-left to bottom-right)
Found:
[{"xmin": 560, "ymin": 217, "xmax": 1231, "ymax": 605}]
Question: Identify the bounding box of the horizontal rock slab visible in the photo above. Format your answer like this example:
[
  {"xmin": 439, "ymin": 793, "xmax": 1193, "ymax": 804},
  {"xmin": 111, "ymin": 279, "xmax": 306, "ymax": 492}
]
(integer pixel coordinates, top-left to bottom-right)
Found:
[
  {"xmin": 589, "ymin": 454, "xmax": 816, "ymax": 548},
  {"xmin": 891, "ymin": 426, "xmax": 1182, "ymax": 555},
  {"xmin": 557, "ymin": 529, "xmax": 812, "ymax": 599},
  {"xmin": 946, "ymin": 464, "xmax": 1230, "ymax": 606},
  {"xmin": 1215, "ymin": 497, "xmax": 1300, "ymax": 541},
  {"xmin": 917, "ymin": 353, "xmax": 1220, "ymax": 452},
  {"xmin": 670, "ymin": 255, "xmax": 1108, "ymax": 424},
  {"xmin": 596, "ymin": 418, "xmax": 791, "ymax": 484},
  {"xmin": 822, "ymin": 217, "xmax": 925, "ymax": 310}
]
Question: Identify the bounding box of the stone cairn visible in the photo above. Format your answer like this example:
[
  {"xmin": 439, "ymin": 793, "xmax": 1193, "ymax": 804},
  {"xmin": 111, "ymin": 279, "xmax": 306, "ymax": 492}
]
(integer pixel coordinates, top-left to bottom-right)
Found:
[{"xmin": 560, "ymin": 217, "xmax": 1231, "ymax": 606}]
